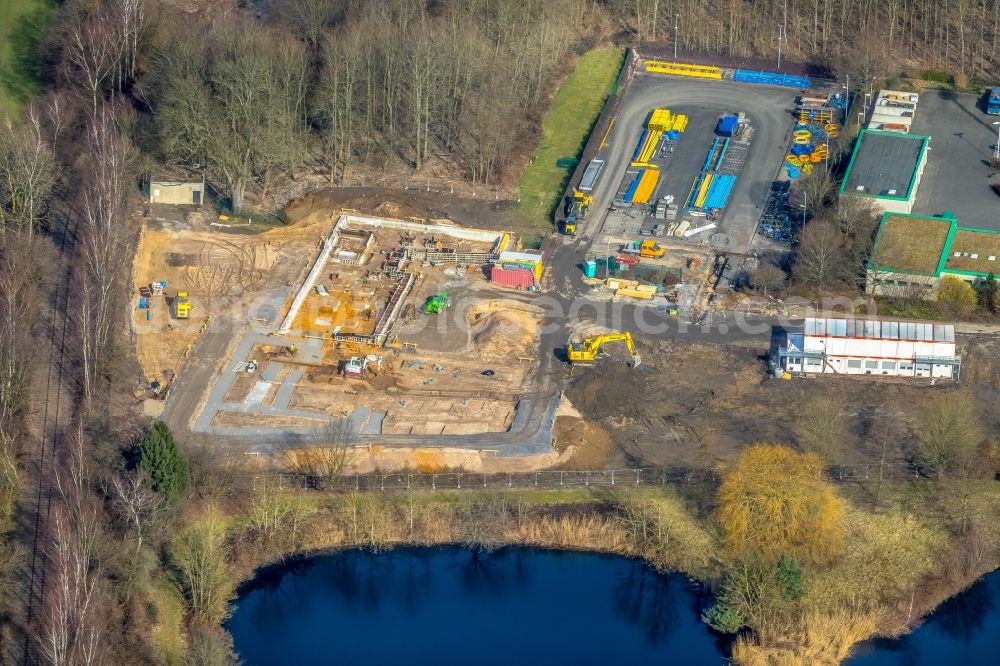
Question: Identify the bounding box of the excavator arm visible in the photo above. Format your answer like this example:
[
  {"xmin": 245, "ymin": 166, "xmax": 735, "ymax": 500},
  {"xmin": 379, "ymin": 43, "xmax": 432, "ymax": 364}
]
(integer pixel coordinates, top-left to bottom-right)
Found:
[{"xmin": 566, "ymin": 332, "xmax": 641, "ymax": 367}]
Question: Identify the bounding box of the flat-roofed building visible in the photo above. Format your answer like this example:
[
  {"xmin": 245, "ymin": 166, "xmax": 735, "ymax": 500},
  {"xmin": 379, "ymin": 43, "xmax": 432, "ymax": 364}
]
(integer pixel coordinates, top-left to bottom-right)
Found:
[
  {"xmin": 776, "ymin": 317, "xmax": 960, "ymax": 379},
  {"xmin": 840, "ymin": 129, "xmax": 929, "ymax": 214},
  {"xmin": 867, "ymin": 212, "xmax": 1000, "ymax": 297}
]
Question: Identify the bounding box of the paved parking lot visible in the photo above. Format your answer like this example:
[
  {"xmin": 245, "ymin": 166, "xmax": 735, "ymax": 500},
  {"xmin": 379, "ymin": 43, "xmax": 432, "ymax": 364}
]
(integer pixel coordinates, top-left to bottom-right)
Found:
[
  {"xmin": 911, "ymin": 90, "xmax": 1000, "ymax": 228},
  {"xmin": 584, "ymin": 73, "xmax": 798, "ymax": 253}
]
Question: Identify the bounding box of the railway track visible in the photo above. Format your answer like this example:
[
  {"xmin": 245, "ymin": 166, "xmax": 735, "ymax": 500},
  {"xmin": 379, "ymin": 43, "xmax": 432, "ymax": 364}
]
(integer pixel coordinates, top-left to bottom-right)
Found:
[{"xmin": 20, "ymin": 210, "xmax": 78, "ymax": 664}]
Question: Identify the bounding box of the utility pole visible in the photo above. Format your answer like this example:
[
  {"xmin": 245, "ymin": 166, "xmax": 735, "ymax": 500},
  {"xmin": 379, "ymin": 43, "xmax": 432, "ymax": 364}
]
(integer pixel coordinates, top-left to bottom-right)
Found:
[
  {"xmin": 777, "ymin": 24, "xmax": 784, "ymax": 70},
  {"xmin": 673, "ymin": 14, "xmax": 679, "ymax": 60},
  {"xmin": 844, "ymin": 74, "xmax": 850, "ymax": 125},
  {"xmin": 778, "ymin": 0, "xmax": 787, "ymax": 70}
]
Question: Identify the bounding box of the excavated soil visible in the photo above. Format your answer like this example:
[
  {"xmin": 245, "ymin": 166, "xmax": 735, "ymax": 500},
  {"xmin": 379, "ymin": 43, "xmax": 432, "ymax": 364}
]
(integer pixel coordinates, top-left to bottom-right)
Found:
[{"xmin": 566, "ymin": 336, "xmax": 1000, "ymax": 471}]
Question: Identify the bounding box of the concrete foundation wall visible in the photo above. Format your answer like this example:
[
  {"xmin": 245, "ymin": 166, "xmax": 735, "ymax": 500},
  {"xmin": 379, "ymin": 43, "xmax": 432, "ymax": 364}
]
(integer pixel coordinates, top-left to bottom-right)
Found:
[{"xmin": 342, "ymin": 215, "xmax": 502, "ymax": 244}]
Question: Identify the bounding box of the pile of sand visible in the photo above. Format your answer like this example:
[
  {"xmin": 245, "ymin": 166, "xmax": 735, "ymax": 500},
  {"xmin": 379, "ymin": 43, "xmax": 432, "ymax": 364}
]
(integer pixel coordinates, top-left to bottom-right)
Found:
[{"xmin": 467, "ymin": 300, "xmax": 541, "ymax": 359}]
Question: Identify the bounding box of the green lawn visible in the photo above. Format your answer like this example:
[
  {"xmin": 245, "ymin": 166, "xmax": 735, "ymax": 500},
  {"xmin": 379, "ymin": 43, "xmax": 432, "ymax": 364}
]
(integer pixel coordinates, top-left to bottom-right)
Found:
[
  {"xmin": 515, "ymin": 47, "xmax": 624, "ymax": 228},
  {"xmin": 0, "ymin": 0, "xmax": 54, "ymax": 118}
]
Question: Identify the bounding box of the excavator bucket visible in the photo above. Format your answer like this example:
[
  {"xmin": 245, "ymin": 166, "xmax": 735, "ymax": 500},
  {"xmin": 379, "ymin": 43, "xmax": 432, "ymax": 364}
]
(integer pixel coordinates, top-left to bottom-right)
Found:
[{"xmin": 630, "ymin": 353, "xmax": 641, "ymax": 368}]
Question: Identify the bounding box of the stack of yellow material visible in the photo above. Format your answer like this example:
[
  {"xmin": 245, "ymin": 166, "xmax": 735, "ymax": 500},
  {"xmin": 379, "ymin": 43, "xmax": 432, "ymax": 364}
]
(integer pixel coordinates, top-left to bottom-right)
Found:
[
  {"xmin": 648, "ymin": 108, "xmax": 673, "ymax": 131},
  {"xmin": 694, "ymin": 173, "xmax": 714, "ymax": 208},
  {"xmin": 670, "ymin": 114, "xmax": 688, "ymax": 132},
  {"xmin": 632, "ymin": 168, "xmax": 660, "ymax": 205},
  {"xmin": 637, "ymin": 130, "xmax": 662, "ymax": 163}
]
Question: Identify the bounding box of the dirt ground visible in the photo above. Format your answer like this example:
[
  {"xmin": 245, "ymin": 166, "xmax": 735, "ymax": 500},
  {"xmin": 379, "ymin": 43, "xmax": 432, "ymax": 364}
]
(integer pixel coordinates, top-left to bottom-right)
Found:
[
  {"xmin": 291, "ymin": 188, "xmax": 521, "ymax": 233},
  {"xmin": 285, "ymin": 296, "xmax": 542, "ymax": 435},
  {"xmin": 565, "ymin": 336, "xmax": 1000, "ymax": 470}
]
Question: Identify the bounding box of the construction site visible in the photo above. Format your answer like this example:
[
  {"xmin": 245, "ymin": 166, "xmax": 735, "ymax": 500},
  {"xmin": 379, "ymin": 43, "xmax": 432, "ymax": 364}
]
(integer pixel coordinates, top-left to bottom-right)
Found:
[{"xmin": 132, "ymin": 206, "xmax": 550, "ymax": 452}]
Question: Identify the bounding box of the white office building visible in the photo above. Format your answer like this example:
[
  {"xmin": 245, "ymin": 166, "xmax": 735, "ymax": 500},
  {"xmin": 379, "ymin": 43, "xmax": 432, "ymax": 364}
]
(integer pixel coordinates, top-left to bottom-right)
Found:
[{"xmin": 777, "ymin": 317, "xmax": 960, "ymax": 379}]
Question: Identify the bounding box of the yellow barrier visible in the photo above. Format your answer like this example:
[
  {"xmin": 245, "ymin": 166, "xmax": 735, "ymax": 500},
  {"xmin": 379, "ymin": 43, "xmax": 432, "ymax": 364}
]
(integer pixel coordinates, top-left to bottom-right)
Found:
[
  {"xmin": 645, "ymin": 60, "xmax": 723, "ymax": 79},
  {"xmin": 694, "ymin": 174, "xmax": 714, "ymax": 208}
]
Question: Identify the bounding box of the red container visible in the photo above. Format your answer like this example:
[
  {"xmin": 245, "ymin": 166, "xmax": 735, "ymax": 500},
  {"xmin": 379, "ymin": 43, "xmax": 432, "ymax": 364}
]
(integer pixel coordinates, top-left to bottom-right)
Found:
[{"xmin": 490, "ymin": 265, "xmax": 535, "ymax": 289}]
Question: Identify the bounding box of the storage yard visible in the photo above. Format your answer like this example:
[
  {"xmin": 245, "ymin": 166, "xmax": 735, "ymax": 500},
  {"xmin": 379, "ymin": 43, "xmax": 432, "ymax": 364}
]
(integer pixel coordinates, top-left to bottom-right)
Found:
[{"xmin": 574, "ymin": 66, "xmax": 801, "ymax": 254}]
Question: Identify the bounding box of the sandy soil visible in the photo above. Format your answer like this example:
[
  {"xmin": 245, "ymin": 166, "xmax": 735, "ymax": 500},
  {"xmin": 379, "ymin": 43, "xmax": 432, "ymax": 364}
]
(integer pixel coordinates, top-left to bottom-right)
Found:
[{"xmin": 338, "ymin": 445, "xmax": 571, "ymax": 474}]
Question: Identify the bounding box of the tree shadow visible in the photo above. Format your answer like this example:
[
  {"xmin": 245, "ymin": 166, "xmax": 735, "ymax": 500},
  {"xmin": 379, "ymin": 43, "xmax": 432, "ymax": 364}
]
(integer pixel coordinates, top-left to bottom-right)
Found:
[{"xmin": 0, "ymin": 3, "xmax": 56, "ymax": 112}]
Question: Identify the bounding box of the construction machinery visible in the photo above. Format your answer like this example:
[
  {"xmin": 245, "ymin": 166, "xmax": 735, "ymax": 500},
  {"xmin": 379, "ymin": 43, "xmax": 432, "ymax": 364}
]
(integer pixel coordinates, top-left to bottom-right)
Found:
[
  {"xmin": 424, "ymin": 291, "xmax": 451, "ymax": 314},
  {"xmin": 562, "ymin": 190, "xmax": 592, "ymax": 235},
  {"xmin": 620, "ymin": 239, "xmax": 665, "ymax": 258},
  {"xmin": 174, "ymin": 292, "xmax": 191, "ymax": 319},
  {"xmin": 343, "ymin": 354, "xmax": 384, "ymax": 378},
  {"xmin": 565, "ymin": 331, "xmax": 641, "ymax": 367}
]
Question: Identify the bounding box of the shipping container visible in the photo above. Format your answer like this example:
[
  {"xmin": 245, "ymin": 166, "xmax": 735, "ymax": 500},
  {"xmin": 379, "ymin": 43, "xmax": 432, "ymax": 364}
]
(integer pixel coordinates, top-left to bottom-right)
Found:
[
  {"xmin": 490, "ymin": 265, "xmax": 535, "ymax": 289},
  {"xmin": 578, "ymin": 159, "xmax": 605, "ymax": 192},
  {"xmin": 717, "ymin": 115, "xmax": 738, "ymax": 137}
]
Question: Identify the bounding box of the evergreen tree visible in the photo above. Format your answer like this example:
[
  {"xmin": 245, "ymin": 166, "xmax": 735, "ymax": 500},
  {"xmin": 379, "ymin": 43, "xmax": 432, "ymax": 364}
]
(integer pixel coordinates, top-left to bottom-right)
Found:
[{"xmin": 139, "ymin": 421, "xmax": 189, "ymax": 502}]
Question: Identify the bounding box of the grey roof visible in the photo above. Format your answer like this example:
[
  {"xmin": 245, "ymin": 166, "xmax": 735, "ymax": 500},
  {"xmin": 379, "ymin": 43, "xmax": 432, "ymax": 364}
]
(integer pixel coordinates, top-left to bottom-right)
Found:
[
  {"xmin": 843, "ymin": 132, "xmax": 924, "ymax": 199},
  {"xmin": 803, "ymin": 317, "xmax": 954, "ymax": 342}
]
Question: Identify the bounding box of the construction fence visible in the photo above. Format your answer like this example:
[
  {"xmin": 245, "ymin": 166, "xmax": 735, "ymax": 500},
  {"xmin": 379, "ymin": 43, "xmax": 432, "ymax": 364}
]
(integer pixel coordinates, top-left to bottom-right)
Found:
[{"xmin": 252, "ymin": 462, "xmax": 942, "ymax": 493}]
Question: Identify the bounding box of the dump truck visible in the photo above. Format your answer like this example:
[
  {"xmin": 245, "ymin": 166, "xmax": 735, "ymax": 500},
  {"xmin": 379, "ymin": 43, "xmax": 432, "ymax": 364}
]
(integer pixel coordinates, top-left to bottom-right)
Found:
[
  {"xmin": 174, "ymin": 292, "xmax": 191, "ymax": 319},
  {"xmin": 566, "ymin": 331, "xmax": 641, "ymax": 367},
  {"xmin": 562, "ymin": 190, "xmax": 592, "ymax": 235},
  {"xmin": 620, "ymin": 239, "xmax": 665, "ymax": 258}
]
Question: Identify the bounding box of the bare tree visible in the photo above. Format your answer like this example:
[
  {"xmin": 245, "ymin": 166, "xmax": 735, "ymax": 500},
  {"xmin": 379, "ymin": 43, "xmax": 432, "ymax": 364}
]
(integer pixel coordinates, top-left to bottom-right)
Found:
[
  {"xmin": 62, "ymin": 3, "xmax": 121, "ymax": 116},
  {"xmin": 793, "ymin": 220, "xmax": 849, "ymax": 286},
  {"xmin": 0, "ymin": 108, "xmax": 57, "ymax": 237},
  {"xmin": 747, "ymin": 263, "xmax": 786, "ymax": 298},
  {"xmin": 281, "ymin": 419, "xmax": 352, "ymax": 487},
  {"xmin": 0, "ymin": 233, "xmax": 43, "ymax": 432},
  {"xmin": 915, "ymin": 392, "xmax": 982, "ymax": 477},
  {"xmin": 38, "ymin": 425, "xmax": 107, "ymax": 666},
  {"xmin": 110, "ymin": 470, "xmax": 163, "ymax": 554},
  {"xmin": 74, "ymin": 106, "xmax": 134, "ymax": 412},
  {"xmin": 795, "ymin": 396, "xmax": 853, "ymax": 461}
]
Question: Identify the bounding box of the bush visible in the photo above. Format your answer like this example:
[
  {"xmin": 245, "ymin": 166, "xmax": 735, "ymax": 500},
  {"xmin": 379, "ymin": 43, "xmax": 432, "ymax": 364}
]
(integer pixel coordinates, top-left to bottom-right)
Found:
[{"xmin": 936, "ymin": 276, "xmax": 978, "ymax": 317}]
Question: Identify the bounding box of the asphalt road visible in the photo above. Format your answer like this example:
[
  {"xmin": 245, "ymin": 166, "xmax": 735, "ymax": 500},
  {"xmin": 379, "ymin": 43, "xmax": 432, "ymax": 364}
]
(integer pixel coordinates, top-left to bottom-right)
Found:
[{"xmin": 583, "ymin": 74, "xmax": 798, "ymax": 252}]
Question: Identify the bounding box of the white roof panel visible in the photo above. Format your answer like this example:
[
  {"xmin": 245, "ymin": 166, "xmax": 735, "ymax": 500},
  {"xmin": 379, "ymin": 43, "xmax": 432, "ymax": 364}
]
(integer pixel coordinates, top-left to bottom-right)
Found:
[{"xmin": 800, "ymin": 317, "xmax": 955, "ymax": 342}]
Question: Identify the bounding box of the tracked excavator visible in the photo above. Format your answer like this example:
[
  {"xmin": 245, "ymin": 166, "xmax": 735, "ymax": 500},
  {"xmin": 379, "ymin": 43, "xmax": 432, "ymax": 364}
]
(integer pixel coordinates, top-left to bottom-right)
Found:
[{"xmin": 565, "ymin": 331, "xmax": 641, "ymax": 367}]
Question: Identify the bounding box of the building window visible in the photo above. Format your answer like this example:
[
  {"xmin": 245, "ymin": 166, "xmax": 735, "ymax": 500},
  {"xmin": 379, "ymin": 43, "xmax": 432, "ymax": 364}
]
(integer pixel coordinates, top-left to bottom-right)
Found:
[
  {"xmin": 847, "ymin": 359, "xmax": 862, "ymax": 369},
  {"xmin": 881, "ymin": 361, "xmax": 896, "ymax": 371},
  {"xmin": 899, "ymin": 362, "xmax": 914, "ymax": 372},
  {"xmin": 864, "ymin": 360, "xmax": 878, "ymax": 370},
  {"xmin": 805, "ymin": 358, "xmax": 822, "ymax": 368}
]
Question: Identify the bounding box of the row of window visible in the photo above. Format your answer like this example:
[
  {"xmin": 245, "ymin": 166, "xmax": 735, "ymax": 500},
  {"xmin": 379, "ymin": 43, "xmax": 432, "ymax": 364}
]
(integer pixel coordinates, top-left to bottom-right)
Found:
[{"xmin": 787, "ymin": 357, "xmax": 927, "ymax": 372}]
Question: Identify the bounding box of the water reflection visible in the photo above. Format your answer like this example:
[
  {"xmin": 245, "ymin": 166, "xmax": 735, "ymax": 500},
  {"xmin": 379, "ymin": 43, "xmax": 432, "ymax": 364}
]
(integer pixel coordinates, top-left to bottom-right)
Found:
[
  {"xmin": 848, "ymin": 569, "xmax": 1000, "ymax": 665},
  {"xmin": 228, "ymin": 547, "xmax": 728, "ymax": 665}
]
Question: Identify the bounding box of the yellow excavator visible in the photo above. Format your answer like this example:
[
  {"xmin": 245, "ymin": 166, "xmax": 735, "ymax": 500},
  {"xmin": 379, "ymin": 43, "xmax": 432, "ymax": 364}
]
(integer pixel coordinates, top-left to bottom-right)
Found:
[{"xmin": 566, "ymin": 331, "xmax": 641, "ymax": 367}]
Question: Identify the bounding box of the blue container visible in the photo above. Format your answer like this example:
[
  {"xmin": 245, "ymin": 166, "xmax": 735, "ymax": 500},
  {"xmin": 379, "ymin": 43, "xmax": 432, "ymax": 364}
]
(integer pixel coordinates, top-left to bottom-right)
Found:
[
  {"xmin": 717, "ymin": 116, "xmax": 738, "ymax": 137},
  {"xmin": 666, "ymin": 130, "xmax": 681, "ymax": 140},
  {"xmin": 787, "ymin": 166, "xmax": 801, "ymax": 180},
  {"xmin": 139, "ymin": 296, "xmax": 148, "ymax": 309},
  {"xmin": 583, "ymin": 260, "xmax": 597, "ymax": 278}
]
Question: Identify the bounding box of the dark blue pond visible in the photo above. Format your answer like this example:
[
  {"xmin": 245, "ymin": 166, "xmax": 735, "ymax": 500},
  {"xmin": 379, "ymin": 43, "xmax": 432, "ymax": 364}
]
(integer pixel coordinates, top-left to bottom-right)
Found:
[
  {"xmin": 226, "ymin": 547, "xmax": 730, "ymax": 665},
  {"xmin": 847, "ymin": 569, "xmax": 1000, "ymax": 664}
]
